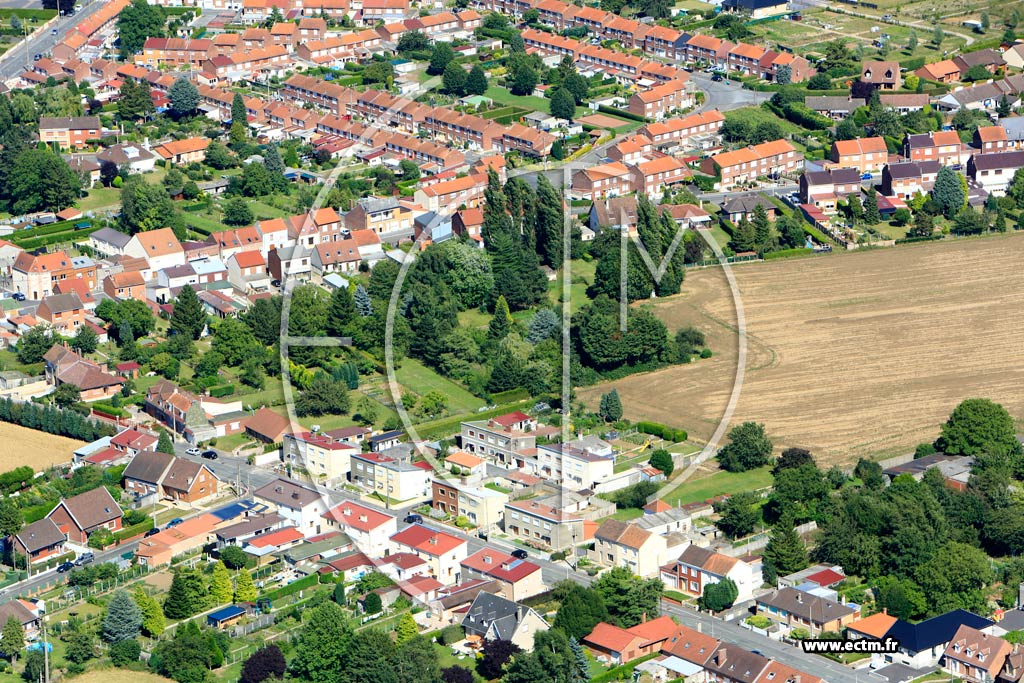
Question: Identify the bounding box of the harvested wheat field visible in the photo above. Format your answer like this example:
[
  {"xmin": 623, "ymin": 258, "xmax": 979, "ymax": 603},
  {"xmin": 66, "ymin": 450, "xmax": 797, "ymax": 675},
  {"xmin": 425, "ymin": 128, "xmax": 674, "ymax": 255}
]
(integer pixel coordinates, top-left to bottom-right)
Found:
[
  {"xmin": 581, "ymin": 234, "xmax": 1024, "ymax": 466},
  {"xmin": 0, "ymin": 422, "xmax": 79, "ymax": 471}
]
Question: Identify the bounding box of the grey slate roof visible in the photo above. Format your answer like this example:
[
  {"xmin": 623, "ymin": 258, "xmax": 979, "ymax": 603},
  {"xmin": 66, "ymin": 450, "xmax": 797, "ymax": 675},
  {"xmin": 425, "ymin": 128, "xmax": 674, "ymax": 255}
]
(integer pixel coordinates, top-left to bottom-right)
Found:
[
  {"xmin": 255, "ymin": 478, "xmax": 322, "ymax": 510},
  {"xmin": 720, "ymin": 192, "xmax": 774, "ymax": 214},
  {"xmin": 462, "ymin": 592, "xmax": 544, "ymax": 641},
  {"xmin": 15, "ymin": 518, "xmax": 66, "ymax": 553},
  {"xmin": 91, "ymin": 227, "xmax": 132, "ymax": 250},
  {"xmin": 756, "ymin": 587, "xmax": 858, "ymax": 623},
  {"xmin": 123, "ymin": 451, "xmax": 175, "ymax": 485}
]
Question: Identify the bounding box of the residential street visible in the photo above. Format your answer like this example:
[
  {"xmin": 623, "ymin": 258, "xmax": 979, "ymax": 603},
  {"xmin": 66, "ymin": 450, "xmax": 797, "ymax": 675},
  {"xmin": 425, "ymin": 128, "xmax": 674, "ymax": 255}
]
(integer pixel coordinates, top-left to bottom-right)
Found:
[{"xmin": 0, "ymin": 0, "xmax": 105, "ymax": 80}]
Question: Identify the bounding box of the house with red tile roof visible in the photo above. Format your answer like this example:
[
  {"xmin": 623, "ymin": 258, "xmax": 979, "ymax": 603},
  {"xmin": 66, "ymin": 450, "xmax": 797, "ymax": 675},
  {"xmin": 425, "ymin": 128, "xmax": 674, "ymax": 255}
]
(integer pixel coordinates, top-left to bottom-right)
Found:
[
  {"xmin": 830, "ymin": 136, "xmax": 889, "ymax": 174},
  {"xmin": 103, "ymin": 271, "xmax": 147, "ymax": 302},
  {"xmin": 461, "ymin": 547, "xmax": 545, "ymax": 601},
  {"xmin": 661, "ymin": 544, "xmax": 761, "ymax": 602},
  {"xmin": 590, "ymin": 519, "xmax": 671, "ymax": 578},
  {"xmin": 43, "ymin": 344, "xmax": 123, "ymax": 401},
  {"xmin": 390, "ymin": 524, "xmax": 468, "ymax": 584},
  {"xmin": 322, "ymin": 500, "xmax": 397, "ymax": 557}
]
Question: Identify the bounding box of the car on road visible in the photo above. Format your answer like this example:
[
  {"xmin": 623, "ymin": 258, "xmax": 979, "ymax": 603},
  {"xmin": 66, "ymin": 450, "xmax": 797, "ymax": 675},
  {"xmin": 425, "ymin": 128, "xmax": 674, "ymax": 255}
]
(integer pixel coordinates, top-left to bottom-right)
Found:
[
  {"xmin": 74, "ymin": 553, "xmax": 94, "ymax": 566},
  {"xmin": 404, "ymin": 514, "xmax": 423, "ymax": 524},
  {"xmin": 56, "ymin": 562, "xmax": 74, "ymax": 573},
  {"xmin": 11, "ymin": 292, "xmax": 25, "ymax": 301},
  {"xmin": 510, "ymin": 549, "xmax": 529, "ymax": 559},
  {"xmin": 711, "ymin": 74, "xmax": 724, "ymax": 82},
  {"xmin": 186, "ymin": 447, "xmax": 201, "ymax": 456},
  {"xmin": 144, "ymin": 527, "xmax": 160, "ymax": 537},
  {"xmin": 201, "ymin": 450, "xmax": 218, "ymax": 460},
  {"xmin": 861, "ymin": 173, "xmax": 873, "ymax": 180},
  {"xmin": 32, "ymin": 54, "xmax": 41, "ymax": 62},
  {"xmin": 50, "ymin": 28, "xmax": 57, "ymax": 34},
  {"xmin": 167, "ymin": 518, "xmax": 184, "ymax": 528}
]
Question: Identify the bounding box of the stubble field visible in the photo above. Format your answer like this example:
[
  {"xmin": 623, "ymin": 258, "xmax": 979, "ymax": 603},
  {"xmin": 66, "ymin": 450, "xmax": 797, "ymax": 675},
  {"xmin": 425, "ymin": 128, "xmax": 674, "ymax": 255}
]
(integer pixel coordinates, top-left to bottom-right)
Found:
[
  {"xmin": 580, "ymin": 234, "xmax": 1024, "ymax": 466},
  {"xmin": 0, "ymin": 422, "xmax": 80, "ymax": 471}
]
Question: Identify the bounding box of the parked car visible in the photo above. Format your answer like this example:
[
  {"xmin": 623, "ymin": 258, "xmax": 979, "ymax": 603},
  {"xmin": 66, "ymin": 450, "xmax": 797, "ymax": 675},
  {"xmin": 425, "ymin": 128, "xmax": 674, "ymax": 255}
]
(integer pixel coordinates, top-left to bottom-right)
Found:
[
  {"xmin": 510, "ymin": 549, "xmax": 529, "ymax": 560},
  {"xmin": 144, "ymin": 527, "xmax": 160, "ymax": 537},
  {"xmin": 32, "ymin": 54, "xmax": 41, "ymax": 62},
  {"xmin": 186, "ymin": 447, "xmax": 201, "ymax": 456},
  {"xmin": 11, "ymin": 292, "xmax": 25, "ymax": 301},
  {"xmin": 403, "ymin": 514, "xmax": 423, "ymax": 524},
  {"xmin": 861, "ymin": 173, "xmax": 873, "ymax": 180},
  {"xmin": 56, "ymin": 562, "xmax": 74, "ymax": 573},
  {"xmin": 167, "ymin": 518, "xmax": 184, "ymax": 528},
  {"xmin": 270, "ymin": 279, "xmax": 282, "ymax": 288},
  {"xmin": 74, "ymin": 553, "xmax": 94, "ymax": 566},
  {"xmin": 711, "ymin": 74, "xmax": 724, "ymax": 82},
  {"xmin": 201, "ymin": 450, "xmax": 218, "ymax": 460},
  {"xmin": 50, "ymin": 28, "xmax": 57, "ymax": 34}
]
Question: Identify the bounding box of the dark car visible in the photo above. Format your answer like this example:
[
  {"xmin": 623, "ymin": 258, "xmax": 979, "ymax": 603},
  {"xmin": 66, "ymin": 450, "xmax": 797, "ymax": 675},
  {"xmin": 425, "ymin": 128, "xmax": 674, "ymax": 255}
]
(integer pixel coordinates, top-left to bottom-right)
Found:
[
  {"xmin": 32, "ymin": 54, "xmax": 41, "ymax": 62},
  {"xmin": 271, "ymin": 279, "xmax": 282, "ymax": 288},
  {"xmin": 167, "ymin": 518, "xmax": 184, "ymax": 528},
  {"xmin": 201, "ymin": 450, "xmax": 218, "ymax": 460},
  {"xmin": 510, "ymin": 549, "xmax": 529, "ymax": 560},
  {"xmin": 144, "ymin": 527, "xmax": 160, "ymax": 537},
  {"xmin": 56, "ymin": 562, "xmax": 74, "ymax": 573},
  {"xmin": 711, "ymin": 73, "xmax": 724, "ymax": 82},
  {"xmin": 404, "ymin": 514, "xmax": 423, "ymax": 524},
  {"xmin": 11, "ymin": 292, "xmax": 25, "ymax": 301},
  {"xmin": 74, "ymin": 553, "xmax": 94, "ymax": 566}
]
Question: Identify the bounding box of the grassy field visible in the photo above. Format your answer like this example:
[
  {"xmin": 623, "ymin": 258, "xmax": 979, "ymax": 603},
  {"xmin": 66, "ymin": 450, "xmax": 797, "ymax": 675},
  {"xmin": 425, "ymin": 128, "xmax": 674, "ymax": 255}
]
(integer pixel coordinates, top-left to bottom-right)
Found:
[
  {"xmin": 66, "ymin": 670, "xmax": 172, "ymax": 683},
  {"xmin": 78, "ymin": 187, "xmax": 121, "ymax": 212},
  {"xmin": 724, "ymin": 106, "xmax": 804, "ymax": 134},
  {"xmin": 395, "ymin": 358, "xmax": 486, "ymax": 414},
  {"xmin": 0, "ymin": 422, "xmax": 81, "ymax": 471},
  {"xmin": 661, "ymin": 466, "xmax": 773, "ymax": 506},
  {"xmin": 484, "ymin": 86, "xmax": 590, "ymax": 119},
  {"xmin": 581, "ymin": 233, "xmax": 1024, "ymax": 465}
]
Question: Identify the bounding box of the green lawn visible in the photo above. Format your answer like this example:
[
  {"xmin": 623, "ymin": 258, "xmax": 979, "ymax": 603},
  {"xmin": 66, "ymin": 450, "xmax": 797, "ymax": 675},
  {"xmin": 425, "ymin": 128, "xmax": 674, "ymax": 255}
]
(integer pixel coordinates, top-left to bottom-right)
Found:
[
  {"xmin": 78, "ymin": 187, "xmax": 121, "ymax": 212},
  {"xmin": 661, "ymin": 466, "xmax": 774, "ymax": 506},
  {"xmin": 608, "ymin": 507, "xmax": 644, "ymax": 521},
  {"xmin": 432, "ymin": 642, "xmax": 483, "ymax": 681},
  {"xmin": 395, "ymin": 358, "xmax": 486, "ymax": 414},
  {"xmin": 484, "ymin": 86, "xmax": 589, "ymax": 119}
]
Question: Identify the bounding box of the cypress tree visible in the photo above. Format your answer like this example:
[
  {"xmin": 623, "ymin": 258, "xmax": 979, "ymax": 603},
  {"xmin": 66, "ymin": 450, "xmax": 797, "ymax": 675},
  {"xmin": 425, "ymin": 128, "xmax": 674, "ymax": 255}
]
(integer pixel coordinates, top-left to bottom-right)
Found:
[
  {"xmin": 231, "ymin": 93, "xmax": 247, "ymax": 127},
  {"xmin": 487, "ymin": 295, "xmax": 513, "ymax": 341},
  {"xmin": 234, "ymin": 570, "xmax": 258, "ymax": 602},
  {"xmin": 863, "ymin": 189, "xmax": 881, "ymax": 225},
  {"xmin": 535, "ymin": 175, "xmax": 564, "ymax": 268},
  {"xmin": 169, "ymin": 285, "xmax": 206, "ymax": 340},
  {"xmin": 210, "ymin": 561, "xmax": 233, "ymax": 605},
  {"xmin": 327, "ymin": 286, "xmax": 357, "ymax": 336},
  {"xmin": 481, "ymin": 168, "xmax": 512, "ymax": 246},
  {"xmin": 762, "ymin": 520, "xmax": 808, "ymax": 583},
  {"xmin": 156, "ymin": 429, "xmax": 174, "ymax": 454}
]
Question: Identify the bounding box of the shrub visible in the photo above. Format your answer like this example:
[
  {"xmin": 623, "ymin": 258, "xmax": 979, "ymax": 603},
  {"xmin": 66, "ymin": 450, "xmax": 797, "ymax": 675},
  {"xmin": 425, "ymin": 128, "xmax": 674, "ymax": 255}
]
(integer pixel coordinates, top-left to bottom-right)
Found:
[
  {"xmin": 109, "ymin": 638, "xmax": 141, "ymax": 666},
  {"xmin": 636, "ymin": 421, "xmax": 688, "ymax": 443},
  {"xmin": 746, "ymin": 615, "xmax": 771, "ymax": 629},
  {"xmin": 209, "ymin": 385, "xmax": 235, "ymax": 398},
  {"xmin": 439, "ymin": 624, "xmax": 465, "ymax": 645}
]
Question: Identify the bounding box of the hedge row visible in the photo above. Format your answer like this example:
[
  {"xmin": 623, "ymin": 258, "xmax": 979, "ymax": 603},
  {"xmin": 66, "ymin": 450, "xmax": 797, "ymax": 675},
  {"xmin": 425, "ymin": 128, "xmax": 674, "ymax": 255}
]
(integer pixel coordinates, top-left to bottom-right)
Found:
[
  {"xmin": 113, "ymin": 518, "xmax": 154, "ymax": 542},
  {"xmin": 260, "ymin": 573, "xmax": 320, "ymax": 601},
  {"xmin": 764, "ymin": 247, "xmax": 814, "ymax": 260},
  {"xmin": 91, "ymin": 403, "xmax": 128, "ymax": 418},
  {"xmin": 13, "ymin": 226, "xmax": 100, "ymax": 250},
  {"xmin": 596, "ymin": 105, "xmax": 646, "ymax": 123},
  {"xmin": 636, "ymin": 421, "xmax": 687, "ymax": 443},
  {"xmin": 13, "ymin": 219, "xmax": 90, "ymax": 239},
  {"xmin": 210, "ymin": 385, "xmax": 235, "ymax": 398},
  {"xmin": 896, "ymin": 234, "xmax": 944, "ymax": 245}
]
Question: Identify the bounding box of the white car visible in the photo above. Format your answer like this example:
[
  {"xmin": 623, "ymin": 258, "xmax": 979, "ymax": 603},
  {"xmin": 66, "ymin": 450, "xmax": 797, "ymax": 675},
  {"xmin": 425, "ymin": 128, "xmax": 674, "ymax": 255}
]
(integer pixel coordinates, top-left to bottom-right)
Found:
[{"xmin": 186, "ymin": 447, "xmax": 201, "ymax": 456}]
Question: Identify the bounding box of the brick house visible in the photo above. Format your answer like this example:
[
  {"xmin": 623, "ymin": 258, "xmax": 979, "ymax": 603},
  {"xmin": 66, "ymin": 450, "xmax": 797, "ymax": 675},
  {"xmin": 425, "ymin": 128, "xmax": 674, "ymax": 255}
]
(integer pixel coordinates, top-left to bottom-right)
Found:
[
  {"xmin": 36, "ymin": 292, "xmax": 85, "ymax": 333},
  {"xmin": 583, "ymin": 616, "xmax": 680, "ymax": 666},
  {"xmin": 943, "ymin": 625, "xmax": 1012, "ymax": 683},
  {"xmin": 660, "ymin": 544, "xmax": 761, "ymax": 602},
  {"xmin": 43, "ymin": 345, "xmax": 123, "ymax": 401},
  {"xmin": 39, "ymin": 116, "xmax": 101, "ymax": 150},
  {"xmin": 46, "ymin": 486, "xmax": 123, "ymax": 544},
  {"xmin": 11, "ymin": 518, "xmax": 67, "ymax": 564},
  {"xmin": 122, "ymin": 451, "xmax": 220, "ymax": 504},
  {"xmin": 103, "ymin": 271, "xmax": 147, "ymax": 302},
  {"xmin": 830, "ymin": 136, "xmax": 888, "ymax": 175}
]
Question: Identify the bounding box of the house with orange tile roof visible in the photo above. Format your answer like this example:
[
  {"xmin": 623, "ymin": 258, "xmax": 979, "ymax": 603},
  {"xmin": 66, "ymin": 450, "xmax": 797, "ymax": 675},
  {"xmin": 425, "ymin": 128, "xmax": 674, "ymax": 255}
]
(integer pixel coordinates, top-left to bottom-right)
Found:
[
  {"xmin": 728, "ymin": 42, "xmax": 767, "ymax": 75},
  {"xmin": 226, "ymin": 250, "xmax": 269, "ymax": 292},
  {"xmin": 103, "ymin": 271, "xmax": 147, "ymax": 302},
  {"xmin": 759, "ymin": 50, "xmax": 814, "ymax": 83},
  {"xmin": 685, "ymin": 34, "xmax": 728, "ymax": 69},
  {"xmin": 975, "ymin": 125, "xmax": 1009, "ymax": 154},
  {"xmin": 628, "ymin": 79, "xmax": 693, "ymax": 121},
  {"xmin": 13, "ymin": 250, "xmax": 97, "ymax": 301},
  {"xmin": 846, "ymin": 611, "xmax": 899, "ymax": 641},
  {"xmin": 916, "ymin": 59, "xmax": 962, "ymax": 84},
  {"xmin": 590, "ymin": 519, "xmax": 670, "ymax": 577},
  {"xmin": 136, "ymin": 37, "xmax": 214, "ymax": 69},
  {"xmin": 903, "ymin": 130, "xmax": 965, "ymax": 167},
  {"xmin": 413, "ymin": 173, "xmax": 487, "ymax": 214},
  {"xmin": 570, "ymin": 161, "xmax": 634, "ymax": 200},
  {"xmin": 700, "ymin": 139, "xmax": 802, "ymax": 190},
  {"xmin": 444, "ymin": 451, "xmax": 485, "ymax": 475},
  {"xmin": 584, "ymin": 615, "xmax": 680, "ymax": 665},
  {"xmin": 640, "ymin": 109, "xmax": 725, "ymax": 147},
  {"xmin": 630, "ymin": 155, "xmax": 692, "ymax": 198},
  {"xmin": 125, "ymin": 227, "xmax": 185, "ymax": 273},
  {"xmin": 153, "ymin": 137, "xmax": 210, "ymax": 164},
  {"xmin": 829, "ymin": 136, "xmax": 889, "ymax": 174},
  {"xmin": 661, "ymin": 544, "xmax": 761, "ymax": 602}
]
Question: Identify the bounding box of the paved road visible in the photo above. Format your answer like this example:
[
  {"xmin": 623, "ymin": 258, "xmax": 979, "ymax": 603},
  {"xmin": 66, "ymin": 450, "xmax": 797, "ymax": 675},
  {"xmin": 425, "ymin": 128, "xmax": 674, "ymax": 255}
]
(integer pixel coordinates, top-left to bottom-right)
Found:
[
  {"xmin": 661, "ymin": 602, "xmax": 867, "ymax": 683},
  {"xmin": 693, "ymin": 72, "xmax": 772, "ymax": 113},
  {"xmin": 0, "ymin": 0, "xmax": 113, "ymax": 79}
]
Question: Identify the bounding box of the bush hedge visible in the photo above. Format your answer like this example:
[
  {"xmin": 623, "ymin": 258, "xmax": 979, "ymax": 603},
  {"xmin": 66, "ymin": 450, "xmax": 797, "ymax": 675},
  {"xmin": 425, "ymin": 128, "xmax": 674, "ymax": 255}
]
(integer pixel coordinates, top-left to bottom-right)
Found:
[
  {"xmin": 260, "ymin": 573, "xmax": 320, "ymax": 601},
  {"xmin": 596, "ymin": 105, "xmax": 646, "ymax": 122},
  {"xmin": 636, "ymin": 421, "xmax": 687, "ymax": 443},
  {"xmin": 209, "ymin": 385, "xmax": 235, "ymax": 398},
  {"xmin": 764, "ymin": 247, "xmax": 814, "ymax": 260},
  {"xmin": 91, "ymin": 403, "xmax": 128, "ymax": 418},
  {"xmin": 113, "ymin": 519, "xmax": 154, "ymax": 542}
]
